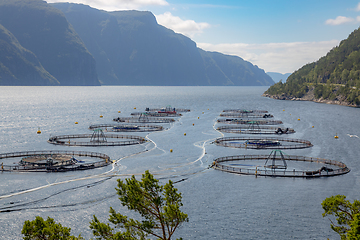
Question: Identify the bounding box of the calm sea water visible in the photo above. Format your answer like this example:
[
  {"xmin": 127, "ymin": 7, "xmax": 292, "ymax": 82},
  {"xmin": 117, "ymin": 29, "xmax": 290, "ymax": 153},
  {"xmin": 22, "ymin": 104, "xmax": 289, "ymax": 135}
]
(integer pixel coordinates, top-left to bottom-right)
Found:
[{"xmin": 1, "ymin": 86, "xmax": 360, "ymax": 239}]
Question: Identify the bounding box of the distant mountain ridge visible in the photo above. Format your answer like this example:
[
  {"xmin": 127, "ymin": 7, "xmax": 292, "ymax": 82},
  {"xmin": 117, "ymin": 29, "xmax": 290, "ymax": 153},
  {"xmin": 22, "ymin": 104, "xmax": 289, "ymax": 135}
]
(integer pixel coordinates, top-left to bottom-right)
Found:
[
  {"xmin": 266, "ymin": 72, "xmax": 291, "ymax": 83},
  {"xmin": 264, "ymin": 27, "xmax": 360, "ymax": 107},
  {"xmin": 0, "ymin": 0, "xmax": 273, "ymax": 86}
]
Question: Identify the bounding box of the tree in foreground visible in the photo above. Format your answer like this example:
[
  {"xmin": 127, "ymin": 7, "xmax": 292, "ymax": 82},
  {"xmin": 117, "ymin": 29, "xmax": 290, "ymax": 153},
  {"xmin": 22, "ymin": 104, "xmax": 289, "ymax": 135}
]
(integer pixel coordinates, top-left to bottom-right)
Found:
[
  {"xmin": 22, "ymin": 216, "xmax": 83, "ymax": 240},
  {"xmin": 90, "ymin": 170, "xmax": 188, "ymax": 240},
  {"xmin": 322, "ymin": 195, "xmax": 360, "ymax": 239}
]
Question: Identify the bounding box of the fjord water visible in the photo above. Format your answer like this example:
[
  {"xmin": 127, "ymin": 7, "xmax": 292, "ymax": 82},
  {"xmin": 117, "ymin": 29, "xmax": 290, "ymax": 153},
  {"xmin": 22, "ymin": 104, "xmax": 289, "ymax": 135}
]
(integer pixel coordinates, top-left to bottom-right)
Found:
[{"xmin": 1, "ymin": 86, "xmax": 360, "ymax": 239}]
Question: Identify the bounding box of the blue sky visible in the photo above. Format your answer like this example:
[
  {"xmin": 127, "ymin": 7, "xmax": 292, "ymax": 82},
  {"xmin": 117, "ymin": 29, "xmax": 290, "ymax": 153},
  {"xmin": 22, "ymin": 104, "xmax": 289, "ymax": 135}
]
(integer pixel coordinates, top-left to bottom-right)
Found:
[{"xmin": 46, "ymin": 0, "xmax": 360, "ymax": 73}]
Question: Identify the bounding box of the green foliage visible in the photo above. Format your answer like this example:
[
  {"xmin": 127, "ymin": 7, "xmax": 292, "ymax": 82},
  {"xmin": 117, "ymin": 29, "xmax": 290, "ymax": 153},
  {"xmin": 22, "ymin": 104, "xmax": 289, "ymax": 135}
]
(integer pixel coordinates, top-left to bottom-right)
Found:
[
  {"xmin": 90, "ymin": 170, "xmax": 188, "ymax": 240},
  {"xmin": 22, "ymin": 216, "xmax": 83, "ymax": 240},
  {"xmin": 322, "ymin": 195, "xmax": 360, "ymax": 239},
  {"xmin": 265, "ymin": 27, "xmax": 360, "ymax": 105}
]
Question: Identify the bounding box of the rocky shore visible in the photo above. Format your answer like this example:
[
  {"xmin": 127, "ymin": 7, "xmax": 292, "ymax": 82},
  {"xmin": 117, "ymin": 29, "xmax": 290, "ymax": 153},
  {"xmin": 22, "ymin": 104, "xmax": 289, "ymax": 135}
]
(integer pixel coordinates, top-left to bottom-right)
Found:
[{"xmin": 262, "ymin": 87, "xmax": 359, "ymax": 108}]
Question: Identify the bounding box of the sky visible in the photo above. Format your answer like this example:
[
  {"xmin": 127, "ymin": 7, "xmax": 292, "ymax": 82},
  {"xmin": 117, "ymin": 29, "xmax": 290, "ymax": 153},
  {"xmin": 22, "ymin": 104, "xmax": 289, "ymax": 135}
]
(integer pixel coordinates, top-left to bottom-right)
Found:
[{"xmin": 45, "ymin": 0, "xmax": 360, "ymax": 74}]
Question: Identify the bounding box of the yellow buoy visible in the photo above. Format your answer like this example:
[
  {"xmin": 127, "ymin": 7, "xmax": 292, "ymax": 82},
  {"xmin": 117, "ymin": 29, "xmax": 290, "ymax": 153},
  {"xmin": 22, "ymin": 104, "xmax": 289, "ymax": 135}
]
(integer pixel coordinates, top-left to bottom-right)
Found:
[
  {"xmin": 197, "ymin": 117, "xmax": 199, "ymax": 119},
  {"xmin": 75, "ymin": 122, "xmax": 78, "ymax": 124},
  {"xmin": 100, "ymin": 115, "xmax": 103, "ymax": 118},
  {"xmin": 298, "ymin": 118, "xmax": 300, "ymax": 121},
  {"xmin": 283, "ymin": 109, "xmax": 285, "ymax": 111},
  {"xmin": 312, "ymin": 126, "xmax": 314, "ymax": 128},
  {"xmin": 334, "ymin": 134, "xmax": 339, "ymax": 139},
  {"xmin": 118, "ymin": 111, "xmax": 121, "ymax": 113},
  {"xmin": 202, "ymin": 112, "xmax": 204, "ymax": 114},
  {"xmin": 134, "ymin": 107, "xmax": 136, "ymax": 109},
  {"xmin": 192, "ymin": 123, "xmax": 194, "ymax": 126},
  {"xmin": 184, "ymin": 133, "xmax": 186, "ymax": 136},
  {"xmin": 37, "ymin": 128, "xmax": 41, "ymax": 134},
  {"xmin": 207, "ymin": 109, "xmax": 209, "ymax": 110},
  {"xmin": 170, "ymin": 149, "xmax": 173, "ymax": 153}
]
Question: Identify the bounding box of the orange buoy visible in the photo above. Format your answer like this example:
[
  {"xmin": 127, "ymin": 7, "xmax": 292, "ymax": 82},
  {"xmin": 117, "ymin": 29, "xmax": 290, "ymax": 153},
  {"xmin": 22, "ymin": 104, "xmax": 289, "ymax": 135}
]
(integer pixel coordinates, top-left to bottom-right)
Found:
[
  {"xmin": 37, "ymin": 128, "xmax": 41, "ymax": 134},
  {"xmin": 75, "ymin": 122, "xmax": 78, "ymax": 124},
  {"xmin": 100, "ymin": 115, "xmax": 103, "ymax": 118}
]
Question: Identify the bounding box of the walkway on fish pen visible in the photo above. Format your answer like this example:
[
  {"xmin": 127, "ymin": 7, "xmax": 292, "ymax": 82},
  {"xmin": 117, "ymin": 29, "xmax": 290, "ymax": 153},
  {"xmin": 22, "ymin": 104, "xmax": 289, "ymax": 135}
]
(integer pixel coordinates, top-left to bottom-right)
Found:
[
  {"xmin": 0, "ymin": 150, "xmax": 110, "ymax": 172},
  {"xmin": 217, "ymin": 119, "xmax": 283, "ymax": 125},
  {"xmin": 212, "ymin": 154, "xmax": 350, "ymax": 178},
  {"xmin": 219, "ymin": 113, "xmax": 273, "ymax": 118},
  {"xmin": 213, "ymin": 136, "xmax": 312, "ymax": 149},
  {"xmin": 217, "ymin": 125, "xmax": 295, "ymax": 135},
  {"xmin": 48, "ymin": 133, "xmax": 146, "ymax": 146},
  {"xmin": 222, "ymin": 109, "xmax": 268, "ymax": 113},
  {"xmin": 113, "ymin": 117, "xmax": 175, "ymax": 123},
  {"xmin": 89, "ymin": 124, "xmax": 163, "ymax": 132}
]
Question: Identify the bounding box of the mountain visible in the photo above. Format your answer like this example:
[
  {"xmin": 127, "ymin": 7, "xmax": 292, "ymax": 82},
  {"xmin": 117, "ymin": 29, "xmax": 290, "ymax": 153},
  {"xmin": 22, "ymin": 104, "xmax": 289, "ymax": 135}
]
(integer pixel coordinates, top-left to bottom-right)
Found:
[
  {"xmin": 0, "ymin": 0, "xmax": 99, "ymax": 85},
  {"xmin": 264, "ymin": 27, "xmax": 360, "ymax": 107},
  {"xmin": 52, "ymin": 3, "xmax": 274, "ymax": 86},
  {"xmin": 0, "ymin": 23, "xmax": 58, "ymax": 85},
  {"xmin": 266, "ymin": 72, "xmax": 291, "ymax": 83}
]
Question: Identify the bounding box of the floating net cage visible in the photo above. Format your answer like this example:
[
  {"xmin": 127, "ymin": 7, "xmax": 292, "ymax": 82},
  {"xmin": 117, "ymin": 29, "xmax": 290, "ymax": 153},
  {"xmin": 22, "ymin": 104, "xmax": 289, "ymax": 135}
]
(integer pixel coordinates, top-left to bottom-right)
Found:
[
  {"xmin": 217, "ymin": 125, "xmax": 295, "ymax": 135},
  {"xmin": 131, "ymin": 112, "xmax": 182, "ymax": 117},
  {"xmin": 222, "ymin": 109, "xmax": 268, "ymax": 113},
  {"xmin": 89, "ymin": 124, "xmax": 163, "ymax": 132},
  {"xmin": 212, "ymin": 150, "xmax": 350, "ymax": 178},
  {"xmin": 145, "ymin": 106, "xmax": 191, "ymax": 112},
  {"xmin": 219, "ymin": 113, "xmax": 273, "ymax": 118},
  {"xmin": 48, "ymin": 129, "xmax": 146, "ymax": 147},
  {"xmin": 0, "ymin": 150, "xmax": 111, "ymax": 172},
  {"xmin": 113, "ymin": 114, "xmax": 175, "ymax": 123},
  {"xmin": 214, "ymin": 136, "xmax": 312, "ymax": 149},
  {"xmin": 217, "ymin": 119, "xmax": 283, "ymax": 125}
]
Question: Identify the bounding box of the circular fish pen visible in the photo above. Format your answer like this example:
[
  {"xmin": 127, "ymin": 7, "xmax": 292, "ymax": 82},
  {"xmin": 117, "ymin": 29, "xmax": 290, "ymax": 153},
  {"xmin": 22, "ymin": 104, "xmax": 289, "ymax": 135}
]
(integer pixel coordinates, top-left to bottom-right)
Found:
[
  {"xmin": 48, "ymin": 129, "xmax": 146, "ymax": 147},
  {"xmin": 0, "ymin": 150, "xmax": 110, "ymax": 172},
  {"xmin": 217, "ymin": 119, "xmax": 283, "ymax": 125},
  {"xmin": 89, "ymin": 124, "xmax": 163, "ymax": 132},
  {"xmin": 217, "ymin": 125, "xmax": 295, "ymax": 135},
  {"xmin": 131, "ymin": 112, "xmax": 182, "ymax": 117},
  {"xmin": 145, "ymin": 107, "xmax": 191, "ymax": 112},
  {"xmin": 214, "ymin": 136, "xmax": 312, "ymax": 149},
  {"xmin": 113, "ymin": 116, "xmax": 175, "ymax": 123},
  {"xmin": 222, "ymin": 109, "xmax": 268, "ymax": 113},
  {"xmin": 219, "ymin": 113, "xmax": 273, "ymax": 118},
  {"xmin": 212, "ymin": 151, "xmax": 350, "ymax": 178}
]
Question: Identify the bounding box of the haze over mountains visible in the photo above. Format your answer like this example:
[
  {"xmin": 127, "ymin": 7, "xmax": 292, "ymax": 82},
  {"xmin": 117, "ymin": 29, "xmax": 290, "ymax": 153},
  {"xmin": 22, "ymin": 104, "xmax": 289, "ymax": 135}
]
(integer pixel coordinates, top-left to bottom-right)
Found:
[{"xmin": 0, "ymin": 0, "xmax": 274, "ymax": 86}]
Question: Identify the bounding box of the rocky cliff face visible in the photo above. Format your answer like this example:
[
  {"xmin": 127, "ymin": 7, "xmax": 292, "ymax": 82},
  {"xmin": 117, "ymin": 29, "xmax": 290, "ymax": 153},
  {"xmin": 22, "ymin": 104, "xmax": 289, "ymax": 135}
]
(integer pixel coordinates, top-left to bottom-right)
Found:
[
  {"xmin": 53, "ymin": 3, "xmax": 274, "ymax": 86},
  {"xmin": 0, "ymin": 23, "xmax": 58, "ymax": 85},
  {"xmin": 0, "ymin": 0, "xmax": 100, "ymax": 86}
]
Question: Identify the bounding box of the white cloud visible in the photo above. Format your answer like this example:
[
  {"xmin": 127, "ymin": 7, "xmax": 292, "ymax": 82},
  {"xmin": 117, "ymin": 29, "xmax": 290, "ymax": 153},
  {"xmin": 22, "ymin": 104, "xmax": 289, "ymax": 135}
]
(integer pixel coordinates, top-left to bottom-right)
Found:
[
  {"xmin": 155, "ymin": 12, "xmax": 210, "ymax": 38},
  {"xmin": 325, "ymin": 16, "xmax": 355, "ymax": 25},
  {"xmin": 356, "ymin": 2, "xmax": 360, "ymax": 11},
  {"xmin": 46, "ymin": 0, "xmax": 169, "ymax": 11},
  {"xmin": 198, "ymin": 40, "xmax": 340, "ymax": 74}
]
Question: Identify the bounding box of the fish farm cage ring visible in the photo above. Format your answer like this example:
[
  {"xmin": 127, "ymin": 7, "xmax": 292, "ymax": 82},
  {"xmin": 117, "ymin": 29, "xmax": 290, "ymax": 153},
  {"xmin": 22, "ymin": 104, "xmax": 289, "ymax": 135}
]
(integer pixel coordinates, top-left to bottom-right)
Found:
[
  {"xmin": 48, "ymin": 133, "xmax": 146, "ymax": 147},
  {"xmin": 89, "ymin": 124, "xmax": 163, "ymax": 132},
  {"xmin": 0, "ymin": 150, "xmax": 111, "ymax": 172},
  {"xmin": 219, "ymin": 113, "xmax": 273, "ymax": 118},
  {"xmin": 214, "ymin": 137, "xmax": 312, "ymax": 149},
  {"xmin": 113, "ymin": 117, "xmax": 175, "ymax": 123},
  {"xmin": 145, "ymin": 107, "xmax": 190, "ymax": 112},
  {"xmin": 217, "ymin": 119, "xmax": 283, "ymax": 125},
  {"xmin": 212, "ymin": 154, "xmax": 350, "ymax": 178},
  {"xmin": 217, "ymin": 125, "xmax": 295, "ymax": 135},
  {"xmin": 131, "ymin": 112, "xmax": 183, "ymax": 117},
  {"xmin": 222, "ymin": 109, "xmax": 268, "ymax": 113}
]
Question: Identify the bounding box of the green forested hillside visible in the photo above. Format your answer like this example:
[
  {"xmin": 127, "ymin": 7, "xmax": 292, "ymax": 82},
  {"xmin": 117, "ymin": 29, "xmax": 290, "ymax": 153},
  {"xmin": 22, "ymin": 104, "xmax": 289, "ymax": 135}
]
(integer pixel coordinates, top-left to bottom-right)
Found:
[{"xmin": 264, "ymin": 27, "xmax": 360, "ymax": 106}]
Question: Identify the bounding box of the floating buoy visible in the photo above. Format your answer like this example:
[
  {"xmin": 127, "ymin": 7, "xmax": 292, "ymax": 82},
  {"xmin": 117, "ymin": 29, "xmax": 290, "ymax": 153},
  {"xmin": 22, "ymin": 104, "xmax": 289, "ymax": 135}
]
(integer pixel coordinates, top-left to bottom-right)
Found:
[
  {"xmin": 134, "ymin": 107, "xmax": 136, "ymax": 109},
  {"xmin": 198, "ymin": 117, "xmax": 199, "ymax": 119},
  {"xmin": 118, "ymin": 111, "xmax": 121, "ymax": 113},
  {"xmin": 312, "ymin": 126, "xmax": 314, "ymax": 128},
  {"xmin": 184, "ymin": 133, "xmax": 186, "ymax": 136},
  {"xmin": 170, "ymin": 149, "xmax": 173, "ymax": 153},
  {"xmin": 334, "ymin": 134, "xmax": 339, "ymax": 139},
  {"xmin": 207, "ymin": 109, "xmax": 209, "ymax": 110},
  {"xmin": 283, "ymin": 109, "xmax": 285, "ymax": 111},
  {"xmin": 100, "ymin": 115, "xmax": 103, "ymax": 118},
  {"xmin": 75, "ymin": 122, "xmax": 78, "ymax": 124},
  {"xmin": 192, "ymin": 123, "xmax": 195, "ymax": 126},
  {"xmin": 202, "ymin": 112, "xmax": 204, "ymax": 114},
  {"xmin": 298, "ymin": 118, "xmax": 300, "ymax": 121},
  {"xmin": 37, "ymin": 128, "xmax": 41, "ymax": 134}
]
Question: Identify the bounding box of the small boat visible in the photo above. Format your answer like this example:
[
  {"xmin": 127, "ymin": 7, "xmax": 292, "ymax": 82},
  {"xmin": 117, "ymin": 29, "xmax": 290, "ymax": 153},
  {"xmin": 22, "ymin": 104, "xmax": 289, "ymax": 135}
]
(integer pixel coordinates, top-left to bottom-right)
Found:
[{"xmin": 158, "ymin": 106, "xmax": 176, "ymax": 114}]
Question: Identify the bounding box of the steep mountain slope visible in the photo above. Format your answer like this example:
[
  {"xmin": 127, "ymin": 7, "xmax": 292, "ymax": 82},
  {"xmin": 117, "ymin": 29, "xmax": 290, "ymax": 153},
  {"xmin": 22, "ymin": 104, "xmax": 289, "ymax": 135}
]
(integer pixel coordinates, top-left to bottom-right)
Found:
[
  {"xmin": 264, "ymin": 27, "xmax": 360, "ymax": 106},
  {"xmin": 53, "ymin": 3, "xmax": 274, "ymax": 86},
  {"xmin": 0, "ymin": 23, "xmax": 58, "ymax": 85},
  {"xmin": 0, "ymin": 0, "xmax": 99, "ymax": 85}
]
